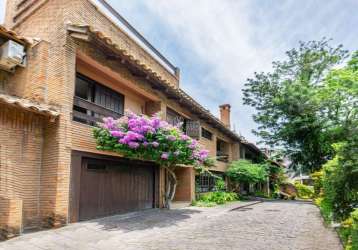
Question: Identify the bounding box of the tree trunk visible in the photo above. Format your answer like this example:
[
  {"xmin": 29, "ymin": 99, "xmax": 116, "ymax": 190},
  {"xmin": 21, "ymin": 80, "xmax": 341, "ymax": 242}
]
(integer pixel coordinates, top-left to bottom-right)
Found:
[{"xmin": 164, "ymin": 166, "xmax": 177, "ymax": 209}]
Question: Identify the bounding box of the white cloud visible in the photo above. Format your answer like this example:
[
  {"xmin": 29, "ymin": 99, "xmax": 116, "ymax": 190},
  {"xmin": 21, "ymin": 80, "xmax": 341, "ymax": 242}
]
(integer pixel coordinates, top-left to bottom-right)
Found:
[
  {"xmin": 110, "ymin": 0, "xmax": 357, "ymax": 144},
  {"xmin": 111, "ymin": 0, "xmax": 289, "ymax": 143}
]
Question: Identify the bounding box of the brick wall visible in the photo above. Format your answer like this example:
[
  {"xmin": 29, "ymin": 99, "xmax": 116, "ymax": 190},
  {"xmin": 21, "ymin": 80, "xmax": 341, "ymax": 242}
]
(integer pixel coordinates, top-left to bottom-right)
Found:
[
  {"xmin": 0, "ymin": 72, "xmax": 9, "ymax": 92},
  {"xmin": 4, "ymin": 41, "xmax": 50, "ymax": 103},
  {"xmin": 4, "ymin": 0, "xmax": 49, "ymax": 30},
  {"xmin": 4, "ymin": 0, "xmax": 74, "ymax": 228},
  {"xmin": 0, "ymin": 197, "xmax": 23, "ymax": 240},
  {"xmin": 0, "ymin": 104, "xmax": 45, "ymax": 230}
]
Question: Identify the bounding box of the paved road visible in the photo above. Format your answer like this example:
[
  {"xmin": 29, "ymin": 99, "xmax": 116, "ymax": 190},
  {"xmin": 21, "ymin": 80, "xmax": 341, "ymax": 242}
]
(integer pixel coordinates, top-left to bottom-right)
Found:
[{"xmin": 0, "ymin": 201, "xmax": 342, "ymax": 250}]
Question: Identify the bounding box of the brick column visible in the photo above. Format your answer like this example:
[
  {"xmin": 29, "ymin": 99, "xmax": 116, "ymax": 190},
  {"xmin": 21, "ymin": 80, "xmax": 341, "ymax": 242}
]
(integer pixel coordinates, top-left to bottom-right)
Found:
[
  {"xmin": 38, "ymin": 27, "xmax": 77, "ymax": 228},
  {"xmin": 173, "ymin": 167, "xmax": 195, "ymax": 202}
]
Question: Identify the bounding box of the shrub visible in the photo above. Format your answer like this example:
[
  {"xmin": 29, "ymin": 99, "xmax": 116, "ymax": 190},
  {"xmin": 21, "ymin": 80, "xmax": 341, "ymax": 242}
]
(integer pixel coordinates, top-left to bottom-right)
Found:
[
  {"xmin": 316, "ymin": 198, "xmax": 334, "ymax": 223},
  {"xmin": 93, "ymin": 112, "xmax": 212, "ymax": 208},
  {"xmin": 339, "ymin": 217, "xmax": 354, "ymax": 250},
  {"xmin": 192, "ymin": 200, "xmax": 217, "ymax": 207},
  {"xmin": 197, "ymin": 191, "xmax": 238, "ymax": 206},
  {"xmin": 322, "ymin": 143, "xmax": 358, "ymax": 221},
  {"xmin": 93, "ymin": 113, "xmax": 210, "ymax": 167},
  {"xmin": 224, "ymin": 192, "xmax": 239, "ymax": 202},
  {"xmin": 294, "ymin": 182, "xmax": 314, "ymax": 199},
  {"xmin": 226, "ymin": 160, "xmax": 268, "ymax": 184},
  {"xmin": 316, "ymin": 201, "xmax": 358, "ymax": 249},
  {"xmin": 215, "ymin": 179, "xmax": 226, "ymax": 191},
  {"xmin": 314, "ymin": 197, "xmax": 323, "ymax": 206},
  {"xmin": 311, "ymin": 170, "xmax": 323, "ymax": 197},
  {"xmin": 352, "ymin": 209, "xmax": 358, "ymax": 250},
  {"xmin": 254, "ymin": 191, "xmax": 269, "ymax": 198}
]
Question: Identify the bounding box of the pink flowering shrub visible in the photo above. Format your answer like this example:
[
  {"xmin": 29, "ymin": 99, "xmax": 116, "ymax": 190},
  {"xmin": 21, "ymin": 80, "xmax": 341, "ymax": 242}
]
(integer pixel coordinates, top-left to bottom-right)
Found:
[
  {"xmin": 93, "ymin": 111, "xmax": 210, "ymax": 168},
  {"xmin": 93, "ymin": 111, "xmax": 213, "ymax": 208}
]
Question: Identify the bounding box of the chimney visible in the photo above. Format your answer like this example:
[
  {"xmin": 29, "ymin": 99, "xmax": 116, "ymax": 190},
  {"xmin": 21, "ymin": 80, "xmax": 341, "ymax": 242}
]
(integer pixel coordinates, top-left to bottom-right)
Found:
[{"xmin": 219, "ymin": 104, "xmax": 231, "ymax": 128}]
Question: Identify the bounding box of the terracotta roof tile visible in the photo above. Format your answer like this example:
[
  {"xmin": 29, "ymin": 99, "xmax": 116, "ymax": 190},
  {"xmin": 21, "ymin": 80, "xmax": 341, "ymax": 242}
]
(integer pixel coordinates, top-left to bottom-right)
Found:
[
  {"xmin": 0, "ymin": 93, "xmax": 60, "ymax": 118},
  {"xmin": 0, "ymin": 25, "xmax": 31, "ymax": 45}
]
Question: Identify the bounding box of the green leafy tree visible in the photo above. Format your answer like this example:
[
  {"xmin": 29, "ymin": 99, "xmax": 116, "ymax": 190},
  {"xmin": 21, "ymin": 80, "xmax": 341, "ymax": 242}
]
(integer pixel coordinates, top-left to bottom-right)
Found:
[
  {"xmin": 264, "ymin": 161, "xmax": 286, "ymax": 189},
  {"xmin": 243, "ymin": 39, "xmax": 349, "ymax": 172},
  {"xmin": 318, "ymin": 51, "xmax": 358, "ymax": 143},
  {"xmin": 226, "ymin": 160, "xmax": 268, "ymax": 185},
  {"xmin": 319, "ymin": 52, "xmax": 358, "ymax": 219}
]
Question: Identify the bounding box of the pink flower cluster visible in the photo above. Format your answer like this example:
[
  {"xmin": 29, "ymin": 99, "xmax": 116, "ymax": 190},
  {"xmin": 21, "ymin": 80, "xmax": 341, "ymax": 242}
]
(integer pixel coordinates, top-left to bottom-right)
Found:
[
  {"xmin": 100, "ymin": 111, "xmax": 210, "ymax": 165},
  {"xmin": 103, "ymin": 115, "xmax": 161, "ymax": 149}
]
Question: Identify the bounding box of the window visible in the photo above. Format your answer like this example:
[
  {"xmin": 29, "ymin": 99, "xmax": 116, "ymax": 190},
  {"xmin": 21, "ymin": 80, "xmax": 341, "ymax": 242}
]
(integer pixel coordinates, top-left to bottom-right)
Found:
[
  {"xmin": 240, "ymin": 146, "xmax": 245, "ymax": 159},
  {"xmin": 217, "ymin": 139, "xmax": 229, "ymax": 162},
  {"xmin": 195, "ymin": 172, "xmax": 225, "ymax": 193},
  {"xmin": 201, "ymin": 127, "xmax": 212, "ymax": 140},
  {"xmin": 87, "ymin": 163, "xmax": 107, "ymax": 171},
  {"xmin": 73, "ymin": 73, "xmax": 124, "ymax": 125},
  {"xmin": 166, "ymin": 107, "xmax": 187, "ymax": 132}
]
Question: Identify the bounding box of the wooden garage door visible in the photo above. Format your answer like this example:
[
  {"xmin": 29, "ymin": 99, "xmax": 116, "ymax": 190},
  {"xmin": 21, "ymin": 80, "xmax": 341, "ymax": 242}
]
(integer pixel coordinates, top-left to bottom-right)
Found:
[{"xmin": 79, "ymin": 158, "xmax": 155, "ymax": 221}]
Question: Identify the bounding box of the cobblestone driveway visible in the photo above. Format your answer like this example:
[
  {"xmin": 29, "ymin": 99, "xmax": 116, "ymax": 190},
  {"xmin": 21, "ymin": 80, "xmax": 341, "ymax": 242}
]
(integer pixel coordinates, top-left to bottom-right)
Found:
[{"xmin": 0, "ymin": 201, "xmax": 342, "ymax": 250}]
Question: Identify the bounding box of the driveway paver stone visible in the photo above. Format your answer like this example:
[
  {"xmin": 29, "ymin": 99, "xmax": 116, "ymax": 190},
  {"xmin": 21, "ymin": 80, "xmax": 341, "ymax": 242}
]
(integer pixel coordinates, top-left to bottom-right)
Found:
[{"xmin": 0, "ymin": 201, "xmax": 342, "ymax": 250}]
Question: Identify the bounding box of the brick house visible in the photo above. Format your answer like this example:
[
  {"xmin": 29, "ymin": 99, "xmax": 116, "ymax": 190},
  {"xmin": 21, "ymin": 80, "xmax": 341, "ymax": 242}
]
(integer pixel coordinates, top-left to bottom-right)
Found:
[{"xmin": 0, "ymin": 0, "xmax": 264, "ymax": 238}]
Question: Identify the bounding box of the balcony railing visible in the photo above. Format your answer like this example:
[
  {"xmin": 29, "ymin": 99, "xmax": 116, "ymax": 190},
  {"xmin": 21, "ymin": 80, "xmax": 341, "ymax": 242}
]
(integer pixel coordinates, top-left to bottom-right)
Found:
[
  {"xmin": 73, "ymin": 96, "xmax": 122, "ymax": 125},
  {"xmin": 216, "ymin": 151, "xmax": 229, "ymax": 162}
]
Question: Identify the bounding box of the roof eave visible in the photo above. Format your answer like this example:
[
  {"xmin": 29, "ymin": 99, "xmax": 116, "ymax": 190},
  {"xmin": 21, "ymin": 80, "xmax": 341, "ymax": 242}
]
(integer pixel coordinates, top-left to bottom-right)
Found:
[
  {"xmin": 0, "ymin": 93, "xmax": 60, "ymax": 121},
  {"xmin": 67, "ymin": 24, "xmax": 241, "ymax": 141},
  {"xmin": 0, "ymin": 25, "xmax": 32, "ymax": 46}
]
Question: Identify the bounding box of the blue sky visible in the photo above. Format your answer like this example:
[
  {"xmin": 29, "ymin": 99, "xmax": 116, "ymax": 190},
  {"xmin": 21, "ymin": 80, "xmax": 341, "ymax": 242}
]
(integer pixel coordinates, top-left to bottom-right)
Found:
[{"xmin": 1, "ymin": 0, "xmax": 357, "ymax": 144}]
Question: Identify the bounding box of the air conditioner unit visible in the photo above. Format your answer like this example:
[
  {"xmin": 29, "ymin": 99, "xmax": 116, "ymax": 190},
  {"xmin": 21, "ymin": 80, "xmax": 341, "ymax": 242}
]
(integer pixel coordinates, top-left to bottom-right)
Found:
[{"xmin": 0, "ymin": 40, "xmax": 25, "ymax": 71}]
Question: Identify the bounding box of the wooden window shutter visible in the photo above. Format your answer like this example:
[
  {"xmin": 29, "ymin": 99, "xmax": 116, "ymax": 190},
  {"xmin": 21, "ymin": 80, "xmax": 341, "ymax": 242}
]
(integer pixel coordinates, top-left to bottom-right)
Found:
[{"xmin": 186, "ymin": 120, "xmax": 201, "ymax": 139}]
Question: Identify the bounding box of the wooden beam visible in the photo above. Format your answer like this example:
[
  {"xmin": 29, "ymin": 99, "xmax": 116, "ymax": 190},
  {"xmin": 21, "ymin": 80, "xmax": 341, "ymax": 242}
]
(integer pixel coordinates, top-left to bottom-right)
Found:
[
  {"xmin": 70, "ymin": 33, "xmax": 90, "ymax": 42},
  {"xmin": 167, "ymin": 95, "xmax": 180, "ymax": 100},
  {"xmin": 151, "ymin": 84, "xmax": 165, "ymax": 91},
  {"xmin": 67, "ymin": 25, "xmax": 88, "ymax": 34}
]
